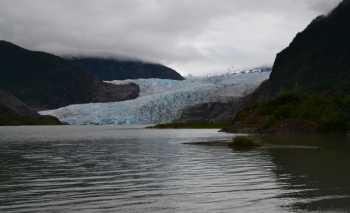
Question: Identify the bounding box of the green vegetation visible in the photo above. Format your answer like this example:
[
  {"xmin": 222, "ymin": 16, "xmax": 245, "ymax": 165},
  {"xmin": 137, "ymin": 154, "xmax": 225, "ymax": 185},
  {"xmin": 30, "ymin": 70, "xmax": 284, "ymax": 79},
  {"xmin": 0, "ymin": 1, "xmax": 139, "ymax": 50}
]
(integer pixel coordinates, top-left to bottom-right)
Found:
[
  {"xmin": 0, "ymin": 114, "xmax": 62, "ymax": 126},
  {"xmin": 233, "ymin": 91, "xmax": 350, "ymax": 133},
  {"xmin": 229, "ymin": 136, "xmax": 262, "ymax": 148},
  {"xmin": 148, "ymin": 122, "xmax": 230, "ymax": 129}
]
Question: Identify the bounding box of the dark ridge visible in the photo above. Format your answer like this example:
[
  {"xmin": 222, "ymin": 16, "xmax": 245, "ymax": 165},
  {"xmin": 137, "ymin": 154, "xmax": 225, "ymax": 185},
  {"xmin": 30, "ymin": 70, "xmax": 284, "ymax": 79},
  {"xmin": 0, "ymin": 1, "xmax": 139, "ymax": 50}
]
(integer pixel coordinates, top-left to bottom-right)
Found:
[{"xmin": 69, "ymin": 57, "xmax": 185, "ymax": 81}]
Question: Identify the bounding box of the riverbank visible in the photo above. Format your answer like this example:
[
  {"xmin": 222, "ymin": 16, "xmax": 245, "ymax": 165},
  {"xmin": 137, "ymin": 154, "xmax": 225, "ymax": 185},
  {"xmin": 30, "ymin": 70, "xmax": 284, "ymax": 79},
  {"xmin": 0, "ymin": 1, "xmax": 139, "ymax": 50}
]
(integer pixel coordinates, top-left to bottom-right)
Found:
[{"xmin": 224, "ymin": 92, "xmax": 350, "ymax": 134}]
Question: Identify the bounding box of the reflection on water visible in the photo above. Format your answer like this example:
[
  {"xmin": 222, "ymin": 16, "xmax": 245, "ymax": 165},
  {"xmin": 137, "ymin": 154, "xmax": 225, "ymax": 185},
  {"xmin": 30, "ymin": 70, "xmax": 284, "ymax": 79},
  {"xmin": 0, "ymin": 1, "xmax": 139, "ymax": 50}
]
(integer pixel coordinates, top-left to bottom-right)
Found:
[
  {"xmin": 263, "ymin": 134, "xmax": 350, "ymax": 212},
  {"xmin": 0, "ymin": 127, "xmax": 350, "ymax": 213}
]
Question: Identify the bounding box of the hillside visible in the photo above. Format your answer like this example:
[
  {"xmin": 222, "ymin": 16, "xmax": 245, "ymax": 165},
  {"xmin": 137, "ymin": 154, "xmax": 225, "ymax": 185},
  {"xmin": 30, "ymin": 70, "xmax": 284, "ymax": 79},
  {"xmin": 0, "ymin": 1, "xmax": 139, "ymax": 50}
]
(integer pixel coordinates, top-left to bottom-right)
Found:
[
  {"xmin": 0, "ymin": 90, "xmax": 61, "ymax": 125},
  {"xmin": 227, "ymin": 0, "xmax": 350, "ymax": 133},
  {"xmin": 254, "ymin": 0, "xmax": 350, "ymax": 100},
  {"xmin": 70, "ymin": 58, "xmax": 185, "ymax": 81},
  {"xmin": 0, "ymin": 41, "xmax": 139, "ymax": 110}
]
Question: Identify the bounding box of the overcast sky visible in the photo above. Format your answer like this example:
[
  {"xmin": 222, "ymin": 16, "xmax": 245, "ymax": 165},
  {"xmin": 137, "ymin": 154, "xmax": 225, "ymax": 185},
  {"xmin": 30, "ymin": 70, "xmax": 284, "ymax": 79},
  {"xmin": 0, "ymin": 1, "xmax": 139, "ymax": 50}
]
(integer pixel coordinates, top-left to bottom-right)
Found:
[{"xmin": 0, "ymin": 0, "xmax": 342, "ymax": 75}]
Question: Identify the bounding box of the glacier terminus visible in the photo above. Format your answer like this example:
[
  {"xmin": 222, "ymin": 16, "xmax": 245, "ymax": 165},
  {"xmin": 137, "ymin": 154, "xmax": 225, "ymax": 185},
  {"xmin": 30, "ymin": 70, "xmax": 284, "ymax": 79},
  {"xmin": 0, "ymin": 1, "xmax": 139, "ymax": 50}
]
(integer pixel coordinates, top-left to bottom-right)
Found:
[{"xmin": 40, "ymin": 68, "xmax": 271, "ymax": 125}]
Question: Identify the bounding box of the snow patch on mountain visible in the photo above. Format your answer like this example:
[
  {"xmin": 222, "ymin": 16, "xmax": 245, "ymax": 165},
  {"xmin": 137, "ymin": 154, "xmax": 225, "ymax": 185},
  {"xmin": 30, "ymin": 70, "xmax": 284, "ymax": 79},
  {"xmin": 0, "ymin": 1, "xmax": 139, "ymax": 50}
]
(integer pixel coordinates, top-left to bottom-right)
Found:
[{"xmin": 40, "ymin": 68, "xmax": 271, "ymax": 125}]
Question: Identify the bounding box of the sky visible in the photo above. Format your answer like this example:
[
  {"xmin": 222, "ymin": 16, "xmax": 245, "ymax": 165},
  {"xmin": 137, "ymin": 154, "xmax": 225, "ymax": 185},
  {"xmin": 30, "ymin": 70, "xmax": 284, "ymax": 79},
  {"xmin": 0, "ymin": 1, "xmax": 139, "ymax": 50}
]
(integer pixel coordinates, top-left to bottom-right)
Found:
[{"xmin": 0, "ymin": 0, "xmax": 342, "ymax": 76}]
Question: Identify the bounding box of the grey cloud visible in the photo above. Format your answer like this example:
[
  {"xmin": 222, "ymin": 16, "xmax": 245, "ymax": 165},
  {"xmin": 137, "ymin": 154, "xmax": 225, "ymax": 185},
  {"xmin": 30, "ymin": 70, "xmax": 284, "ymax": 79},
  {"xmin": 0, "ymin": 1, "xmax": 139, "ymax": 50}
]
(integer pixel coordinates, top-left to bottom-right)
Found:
[
  {"xmin": 0, "ymin": 0, "xmax": 342, "ymax": 75},
  {"xmin": 308, "ymin": 0, "xmax": 342, "ymax": 13}
]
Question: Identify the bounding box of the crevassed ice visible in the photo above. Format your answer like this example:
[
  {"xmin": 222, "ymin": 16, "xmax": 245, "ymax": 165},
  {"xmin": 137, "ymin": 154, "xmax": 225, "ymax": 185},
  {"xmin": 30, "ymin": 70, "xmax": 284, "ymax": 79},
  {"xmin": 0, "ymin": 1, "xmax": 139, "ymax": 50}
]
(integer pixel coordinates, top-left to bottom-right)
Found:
[{"xmin": 40, "ymin": 68, "xmax": 271, "ymax": 125}]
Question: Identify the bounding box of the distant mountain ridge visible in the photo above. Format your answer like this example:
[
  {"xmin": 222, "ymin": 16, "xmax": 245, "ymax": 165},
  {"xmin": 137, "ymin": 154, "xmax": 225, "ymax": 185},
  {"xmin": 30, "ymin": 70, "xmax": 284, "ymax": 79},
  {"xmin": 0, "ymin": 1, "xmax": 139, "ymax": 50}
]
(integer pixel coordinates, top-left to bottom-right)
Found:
[
  {"xmin": 69, "ymin": 57, "xmax": 185, "ymax": 81},
  {"xmin": 0, "ymin": 41, "xmax": 139, "ymax": 110}
]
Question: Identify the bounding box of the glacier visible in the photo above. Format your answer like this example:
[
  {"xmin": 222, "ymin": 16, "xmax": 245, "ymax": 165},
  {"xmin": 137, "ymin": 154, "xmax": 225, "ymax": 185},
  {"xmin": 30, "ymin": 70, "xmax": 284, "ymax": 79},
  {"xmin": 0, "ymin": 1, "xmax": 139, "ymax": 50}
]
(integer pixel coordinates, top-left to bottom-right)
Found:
[{"xmin": 40, "ymin": 68, "xmax": 271, "ymax": 125}]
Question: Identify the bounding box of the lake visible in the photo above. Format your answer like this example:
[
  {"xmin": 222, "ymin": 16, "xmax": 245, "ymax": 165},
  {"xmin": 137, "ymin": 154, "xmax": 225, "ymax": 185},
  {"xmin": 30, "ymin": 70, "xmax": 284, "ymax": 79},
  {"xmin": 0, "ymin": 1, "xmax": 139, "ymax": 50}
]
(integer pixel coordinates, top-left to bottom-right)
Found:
[{"xmin": 1, "ymin": 126, "xmax": 350, "ymax": 213}]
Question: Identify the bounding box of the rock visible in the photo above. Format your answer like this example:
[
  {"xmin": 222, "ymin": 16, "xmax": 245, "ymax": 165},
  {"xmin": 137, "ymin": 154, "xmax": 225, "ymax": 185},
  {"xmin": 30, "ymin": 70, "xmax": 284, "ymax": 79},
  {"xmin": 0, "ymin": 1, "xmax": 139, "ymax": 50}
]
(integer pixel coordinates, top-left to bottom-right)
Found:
[{"xmin": 176, "ymin": 99, "xmax": 241, "ymax": 123}]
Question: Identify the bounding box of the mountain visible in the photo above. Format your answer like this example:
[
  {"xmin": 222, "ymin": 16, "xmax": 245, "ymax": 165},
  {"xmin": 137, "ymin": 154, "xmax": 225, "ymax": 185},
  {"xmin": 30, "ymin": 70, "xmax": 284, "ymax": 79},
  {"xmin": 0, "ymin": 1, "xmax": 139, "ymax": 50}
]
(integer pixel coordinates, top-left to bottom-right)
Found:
[
  {"xmin": 0, "ymin": 90, "xmax": 61, "ymax": 125},
  {"xmin": 69, "ymin": 57, "xmax": 185, "ymax": 81},
  {"xmin": 0, "ymin": 41, "xmax": 139, "ymax": 110},
  {"xmin": 227, "ymin": 0, "xmax": 350, "ymax": 133},
  {"xmin": 254, "ymin": 0, "xmax": 350, "ymax": 100}
]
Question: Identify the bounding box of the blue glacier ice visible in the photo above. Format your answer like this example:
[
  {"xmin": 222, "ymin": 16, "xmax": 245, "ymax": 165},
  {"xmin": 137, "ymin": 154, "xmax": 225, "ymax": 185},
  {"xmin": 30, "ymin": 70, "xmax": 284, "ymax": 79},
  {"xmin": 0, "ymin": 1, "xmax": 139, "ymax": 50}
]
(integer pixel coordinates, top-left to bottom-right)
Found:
[{"xmin": 40, "ymin": 68, "xmax": 271, "ymax": 125}]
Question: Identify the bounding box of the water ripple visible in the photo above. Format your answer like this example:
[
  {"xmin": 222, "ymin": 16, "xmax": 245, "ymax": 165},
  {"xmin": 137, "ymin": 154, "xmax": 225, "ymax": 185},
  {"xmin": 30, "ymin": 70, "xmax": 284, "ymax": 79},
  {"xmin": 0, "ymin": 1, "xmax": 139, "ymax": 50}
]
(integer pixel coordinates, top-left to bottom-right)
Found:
[{"xmin": 1, "ymin": 127, "xmax": 350, "ymax": 212}]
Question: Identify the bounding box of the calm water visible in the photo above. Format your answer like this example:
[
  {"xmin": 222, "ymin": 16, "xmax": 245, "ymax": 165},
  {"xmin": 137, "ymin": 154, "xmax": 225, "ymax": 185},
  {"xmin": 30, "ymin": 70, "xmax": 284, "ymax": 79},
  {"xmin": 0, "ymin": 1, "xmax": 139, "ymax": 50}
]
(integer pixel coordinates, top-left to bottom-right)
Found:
[{"xmin": 1, "ymin": 126, "xmax": 350, "ymax": 213}]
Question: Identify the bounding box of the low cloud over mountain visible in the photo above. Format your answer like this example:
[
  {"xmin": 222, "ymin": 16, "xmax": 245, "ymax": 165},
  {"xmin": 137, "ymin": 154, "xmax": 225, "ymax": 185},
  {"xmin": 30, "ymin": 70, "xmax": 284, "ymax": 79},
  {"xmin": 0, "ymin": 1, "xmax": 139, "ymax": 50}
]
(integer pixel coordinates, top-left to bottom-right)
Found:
[{"xmin": 0, "ymin": 0, "xmax": 341, "ymax": 75}]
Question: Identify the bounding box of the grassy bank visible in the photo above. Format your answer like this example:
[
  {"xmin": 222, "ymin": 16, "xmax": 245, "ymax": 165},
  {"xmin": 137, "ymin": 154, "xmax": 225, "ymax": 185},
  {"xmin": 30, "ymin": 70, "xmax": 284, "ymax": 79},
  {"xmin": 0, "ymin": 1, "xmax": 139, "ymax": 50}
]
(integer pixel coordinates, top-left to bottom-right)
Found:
[
  {"xmin": 148, "ymin": 122, "xmax": 231, "ymax": 129},
  {"xmin": 229, "ymin": 91, "xmax": 350, "ymax": 133}
]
